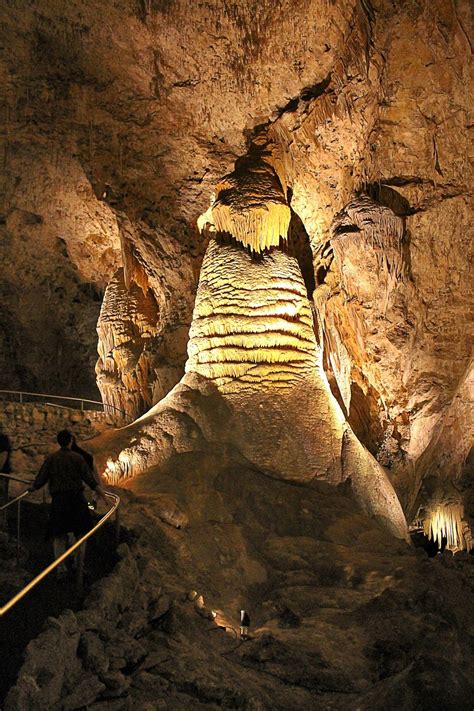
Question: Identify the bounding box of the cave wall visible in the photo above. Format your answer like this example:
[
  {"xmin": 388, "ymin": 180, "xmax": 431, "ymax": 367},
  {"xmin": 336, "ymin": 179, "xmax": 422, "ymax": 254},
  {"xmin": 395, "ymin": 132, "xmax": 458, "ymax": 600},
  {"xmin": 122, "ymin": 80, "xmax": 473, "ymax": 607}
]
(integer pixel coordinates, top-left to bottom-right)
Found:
[
  {"xmin": 0, "ymin": 0, "xmax": 364, "ymax": 396},
  {"xmin": 0, "ymin": 149, "xmax": 121, "ymax": 397},
  {"xmin": 0, "ymin": 0, "xmax": 472, "ymax": 505}
]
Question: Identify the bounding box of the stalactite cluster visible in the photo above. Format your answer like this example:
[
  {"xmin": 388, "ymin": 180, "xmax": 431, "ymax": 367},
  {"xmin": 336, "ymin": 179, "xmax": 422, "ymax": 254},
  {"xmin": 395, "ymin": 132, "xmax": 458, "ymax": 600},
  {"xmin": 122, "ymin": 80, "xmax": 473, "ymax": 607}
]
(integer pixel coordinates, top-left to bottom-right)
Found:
[
  {"xmin": 423, "ymin": 502, "xmax": 473, "ymax": 553},
  {"xmin": 198, "ymin": 140, "xmax": 290, "ymax": 253}
]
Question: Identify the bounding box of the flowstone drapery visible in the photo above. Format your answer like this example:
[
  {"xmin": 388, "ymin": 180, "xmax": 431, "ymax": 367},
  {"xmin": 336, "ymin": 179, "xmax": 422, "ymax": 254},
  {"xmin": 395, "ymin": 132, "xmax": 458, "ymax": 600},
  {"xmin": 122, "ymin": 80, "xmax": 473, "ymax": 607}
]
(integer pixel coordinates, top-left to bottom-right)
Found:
[{"xmin": 90, "ymin": 142, "xmax": 408, "ymax": 542}]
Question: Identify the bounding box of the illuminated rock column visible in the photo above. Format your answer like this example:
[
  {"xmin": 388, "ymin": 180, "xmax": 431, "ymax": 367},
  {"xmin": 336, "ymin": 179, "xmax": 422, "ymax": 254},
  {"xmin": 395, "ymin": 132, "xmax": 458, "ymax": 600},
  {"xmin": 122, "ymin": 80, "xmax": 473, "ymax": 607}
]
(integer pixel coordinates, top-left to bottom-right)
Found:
[
  {"xmin": 186, "ymin": 239, "xmax": 317, "ymax": 392},
  {"xmin": 95, "ymin": 139, "xmax": 408, "ymax": 540}
]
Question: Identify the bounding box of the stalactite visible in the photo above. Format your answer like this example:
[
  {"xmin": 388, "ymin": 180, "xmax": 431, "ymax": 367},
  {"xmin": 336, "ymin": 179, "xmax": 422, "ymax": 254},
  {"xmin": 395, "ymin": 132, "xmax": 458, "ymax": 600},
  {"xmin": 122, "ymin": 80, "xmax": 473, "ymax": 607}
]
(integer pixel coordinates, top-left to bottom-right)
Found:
[
  {"xmin": 210, "ymin": 201, "xmax": 290, "ymax": 253},
  {"xmin": 423, "ymin": 501, "xmax": 472, "ymax": 552},
  {"xmin": 332, "ymin": 194, "xmax": 404, "ymax": 282},
  {"xmin": 197, "ymin": 139, "xmax": 290, "ymax": 253}
]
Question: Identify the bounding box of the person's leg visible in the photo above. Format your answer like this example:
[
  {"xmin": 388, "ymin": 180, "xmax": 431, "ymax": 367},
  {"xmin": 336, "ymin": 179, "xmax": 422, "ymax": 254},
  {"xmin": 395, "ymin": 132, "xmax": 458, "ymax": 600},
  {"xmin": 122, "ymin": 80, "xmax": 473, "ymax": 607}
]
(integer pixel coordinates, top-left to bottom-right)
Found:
[
  {"xmin": 53, "ymin": 534, "xmax": 68, "ymax": 575},
  {"xmin": 71, "ymin": 536, "xmax": 86, "ymax": 568},
  {"xmin": 74, "ymin": 540, "xmax": 86, "ymax": 588},
  {"xmin": 72, "ymin": 493, "xmax": 92, "ymax": 575}
]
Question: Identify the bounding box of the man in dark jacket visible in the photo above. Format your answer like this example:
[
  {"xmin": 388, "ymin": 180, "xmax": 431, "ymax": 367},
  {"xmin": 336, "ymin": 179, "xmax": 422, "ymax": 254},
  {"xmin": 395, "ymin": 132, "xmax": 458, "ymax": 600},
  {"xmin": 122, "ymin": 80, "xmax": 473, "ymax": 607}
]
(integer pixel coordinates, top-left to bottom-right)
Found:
[
  {"xmin": 70, "ymin": 433, "xmax": 100, "ymax": 487},
  {"xmin": 31, "ymin": 429, "xmax": 108, "ymax": 578}
]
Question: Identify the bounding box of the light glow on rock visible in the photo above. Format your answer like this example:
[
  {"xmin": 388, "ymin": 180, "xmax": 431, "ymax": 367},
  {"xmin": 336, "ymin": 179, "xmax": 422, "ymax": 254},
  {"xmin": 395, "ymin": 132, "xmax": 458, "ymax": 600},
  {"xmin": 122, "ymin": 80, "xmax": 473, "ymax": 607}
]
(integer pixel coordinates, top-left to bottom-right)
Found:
[{"xmin": 185, "ymin": 241, "xmax": 317, "ymax": 391}]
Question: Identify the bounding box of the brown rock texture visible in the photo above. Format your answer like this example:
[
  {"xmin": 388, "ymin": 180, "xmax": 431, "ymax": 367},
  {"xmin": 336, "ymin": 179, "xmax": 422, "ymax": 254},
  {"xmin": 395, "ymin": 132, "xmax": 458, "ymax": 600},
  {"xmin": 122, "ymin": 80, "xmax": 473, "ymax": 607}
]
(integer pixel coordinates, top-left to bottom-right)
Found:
[
  {"xmin": 0, "ymin": 0, "xmax": 360, "ymax": 397},
  {"xmin": 96, "ymin": 259, "xmax": 191, "ymax": 421},
  {"xmin": 0, "ymin": 0, "xmax": 473, "ymax": 702},
  {"xmin": 0, "ymin": 1, "xmax": 471, "ymax": 500}
]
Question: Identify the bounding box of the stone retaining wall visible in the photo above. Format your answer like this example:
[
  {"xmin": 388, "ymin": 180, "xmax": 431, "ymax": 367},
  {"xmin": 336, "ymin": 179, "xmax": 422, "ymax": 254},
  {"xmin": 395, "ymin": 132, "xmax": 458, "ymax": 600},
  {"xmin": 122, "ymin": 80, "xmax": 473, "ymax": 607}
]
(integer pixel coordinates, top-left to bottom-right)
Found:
[{"xmin": 0, "ymin": 402, "xmax": 117, "ymax": 480}]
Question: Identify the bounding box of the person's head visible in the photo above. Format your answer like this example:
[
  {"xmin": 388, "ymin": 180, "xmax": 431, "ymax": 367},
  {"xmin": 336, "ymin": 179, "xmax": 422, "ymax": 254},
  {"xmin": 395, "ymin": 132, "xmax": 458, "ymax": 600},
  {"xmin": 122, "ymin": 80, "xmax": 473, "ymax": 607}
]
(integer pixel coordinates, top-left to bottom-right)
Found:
[{"xmin": 57, "ymin": 429, "xmax": 73, "ymax": 448}]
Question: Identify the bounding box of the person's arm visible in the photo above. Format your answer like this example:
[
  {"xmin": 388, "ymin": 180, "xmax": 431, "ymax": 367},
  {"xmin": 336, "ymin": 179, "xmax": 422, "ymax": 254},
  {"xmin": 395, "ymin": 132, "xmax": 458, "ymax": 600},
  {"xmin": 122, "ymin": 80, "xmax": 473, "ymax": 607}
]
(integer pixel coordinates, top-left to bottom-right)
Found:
[
  {"xmin": 80, "ymin": 459, "xmax": 109, "ymax": 507},
  {"xmin": 31, "ymin": 458, "xmax": 50, "ymax": 491}
]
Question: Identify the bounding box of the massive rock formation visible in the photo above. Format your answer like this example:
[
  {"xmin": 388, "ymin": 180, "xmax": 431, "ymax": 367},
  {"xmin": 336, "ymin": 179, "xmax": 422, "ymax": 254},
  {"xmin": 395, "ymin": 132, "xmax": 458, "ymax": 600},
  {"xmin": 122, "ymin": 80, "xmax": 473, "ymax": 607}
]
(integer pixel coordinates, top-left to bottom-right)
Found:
[
  {"xmin": 1, "ymin": 0, "xmax": 471, "ymax": 470},
  {"xmin": 1, "ymin": 0, "xmax": 471, "ymax": 542},
  {"xmin": 0, "ymin": 4, "xmax": 473, "ymax": 705},
  {"xmin": 89, "ymin": 141, "xmax": 408, "ymax": 543}
]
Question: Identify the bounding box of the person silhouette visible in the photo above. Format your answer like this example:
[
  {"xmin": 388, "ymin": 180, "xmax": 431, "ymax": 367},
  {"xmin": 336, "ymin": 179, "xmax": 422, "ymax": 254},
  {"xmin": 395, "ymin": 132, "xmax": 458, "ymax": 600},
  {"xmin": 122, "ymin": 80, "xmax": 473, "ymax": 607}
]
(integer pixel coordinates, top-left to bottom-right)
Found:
[{"xmin": 31, "ymin": 429, "xmax": 108, "ymax": 579}]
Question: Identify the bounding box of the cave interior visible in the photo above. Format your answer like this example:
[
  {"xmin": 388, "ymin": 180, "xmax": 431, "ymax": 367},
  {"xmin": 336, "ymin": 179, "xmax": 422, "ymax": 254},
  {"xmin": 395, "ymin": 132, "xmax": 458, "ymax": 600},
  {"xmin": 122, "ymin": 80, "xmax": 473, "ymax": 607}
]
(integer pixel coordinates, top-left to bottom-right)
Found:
[{"xmin": 0, "ymin": 0, "xmax": 473, "ymax": 709}]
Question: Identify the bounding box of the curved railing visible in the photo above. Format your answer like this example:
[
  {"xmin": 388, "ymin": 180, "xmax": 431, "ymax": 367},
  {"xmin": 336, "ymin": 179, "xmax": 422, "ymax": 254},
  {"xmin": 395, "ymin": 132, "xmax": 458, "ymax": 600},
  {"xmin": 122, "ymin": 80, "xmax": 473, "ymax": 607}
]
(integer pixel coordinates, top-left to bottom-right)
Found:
[
  {"xmin": 0, "ymin": 488, "xmax": 120, "ymax": 617},
  {"xmin": 0, "ymin": 389, "xmax": 129, "ymax": 421}
]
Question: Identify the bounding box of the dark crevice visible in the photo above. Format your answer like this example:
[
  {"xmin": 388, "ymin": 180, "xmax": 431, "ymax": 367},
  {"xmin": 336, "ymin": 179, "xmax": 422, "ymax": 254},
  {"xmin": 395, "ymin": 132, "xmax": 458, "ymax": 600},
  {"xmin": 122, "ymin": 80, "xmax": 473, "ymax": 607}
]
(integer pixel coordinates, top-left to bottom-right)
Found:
[
  {"xmin": 277, "ymin": 96, "xmax": 299, "ymax": 116},
  {"xmin": 379, "ymin": 176, "xmax": 425, "ymax": 186},
  {"xmin": 313, "ymin": 240, "xmax": 334, "ymax": 288},
  {"xmin": 300, "ymin": 74, "xmax": 332, "ymax": 102},
  {"xmin": 273, "ymin": 72, "xmax": 332, "ymax": 120},
  {"xmin": 363, "ymin": 183, "xmax": 413, "ymax": 216},
  {"xmin": 316, "ymin": 265, "xmax": 328, "ymax": 287},
  {"xmin": 286, "ymin": 207, "xmax": 315, "ymax": 300},
  {"xmin": 333, "ymin": 223, "xmax": 362, "ymax": 236}
]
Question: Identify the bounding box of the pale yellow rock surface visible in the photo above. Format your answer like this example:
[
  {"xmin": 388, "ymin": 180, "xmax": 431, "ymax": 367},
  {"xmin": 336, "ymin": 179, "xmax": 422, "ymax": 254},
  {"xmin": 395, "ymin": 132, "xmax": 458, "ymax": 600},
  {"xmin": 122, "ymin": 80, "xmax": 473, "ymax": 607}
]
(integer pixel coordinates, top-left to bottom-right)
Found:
[{"xmin": 90, "ymin": 235, "xmax": 407, "ymax": 541}]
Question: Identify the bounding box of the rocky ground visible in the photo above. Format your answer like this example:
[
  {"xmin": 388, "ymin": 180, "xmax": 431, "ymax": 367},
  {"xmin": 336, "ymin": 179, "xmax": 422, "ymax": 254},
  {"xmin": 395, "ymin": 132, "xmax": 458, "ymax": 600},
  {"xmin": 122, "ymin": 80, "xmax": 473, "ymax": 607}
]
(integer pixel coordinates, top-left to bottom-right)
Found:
[
  {"xmin": 0, "ymin": 499, "xmax": 120, "ymax": 703},
  {"xmin": 4, "ymin": 450, "xmax": 474, "ymax": 709}
]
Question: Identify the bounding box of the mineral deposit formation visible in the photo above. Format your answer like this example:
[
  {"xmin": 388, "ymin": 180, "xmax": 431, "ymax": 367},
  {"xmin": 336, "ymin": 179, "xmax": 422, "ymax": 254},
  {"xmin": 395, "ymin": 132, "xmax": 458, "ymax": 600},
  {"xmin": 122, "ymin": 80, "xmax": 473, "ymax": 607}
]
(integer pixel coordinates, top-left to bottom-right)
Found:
[{"xmin": 98, "ymin": 138, "xmax": 408, "ymax": 542}]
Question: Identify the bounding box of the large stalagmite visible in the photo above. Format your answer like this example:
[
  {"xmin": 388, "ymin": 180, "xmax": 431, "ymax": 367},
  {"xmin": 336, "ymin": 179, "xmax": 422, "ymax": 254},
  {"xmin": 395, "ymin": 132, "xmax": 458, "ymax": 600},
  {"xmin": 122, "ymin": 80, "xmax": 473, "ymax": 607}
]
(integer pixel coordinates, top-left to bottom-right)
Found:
[{"xmin": 92, "ymin": 151, "xmax": 408, "ymax": 542}]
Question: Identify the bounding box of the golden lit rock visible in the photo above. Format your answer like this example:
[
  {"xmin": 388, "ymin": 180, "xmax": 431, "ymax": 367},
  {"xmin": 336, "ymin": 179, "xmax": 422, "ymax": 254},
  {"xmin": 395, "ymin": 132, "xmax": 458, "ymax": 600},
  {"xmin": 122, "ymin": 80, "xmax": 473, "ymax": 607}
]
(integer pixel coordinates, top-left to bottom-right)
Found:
[
  {"xmin": 95, "ymin": 221, "xmax": 408, "ymax": 541},
  {"xmin": 198, "ymin": 140, "xmax": 290, "ymax": 253},
  {"xmin": 423, "ymin": 500, "xmax": 473, "ymax": 553},
  {"xmin": 2, "ymin": 0, "xmax": 473, "ymax": 706},
  {"xmin": 186, "ymin": 240, "xmax": 315, "ymax": 391}
]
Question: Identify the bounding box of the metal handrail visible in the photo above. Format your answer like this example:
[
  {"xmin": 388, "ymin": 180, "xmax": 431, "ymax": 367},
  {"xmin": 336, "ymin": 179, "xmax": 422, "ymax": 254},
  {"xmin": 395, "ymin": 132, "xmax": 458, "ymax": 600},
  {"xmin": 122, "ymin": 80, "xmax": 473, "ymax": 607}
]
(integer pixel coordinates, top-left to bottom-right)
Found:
[
  {"xmin": 0, "ymin": 473, "xmax": 33, "ymax": 485},
  {"xmin": 0, "ymin": 485, "xmax": 34, "ymax": 557},
  {"xmin": 0, "ymin": 389, "xmax": 129, "ymax": 420},
  {"xmin": 0, "ymin": 489, "xmax": 32, "ymax": 512},
  {"xmin": 0, "ymin": 490, "xmax": 120, "ymax": 617}
]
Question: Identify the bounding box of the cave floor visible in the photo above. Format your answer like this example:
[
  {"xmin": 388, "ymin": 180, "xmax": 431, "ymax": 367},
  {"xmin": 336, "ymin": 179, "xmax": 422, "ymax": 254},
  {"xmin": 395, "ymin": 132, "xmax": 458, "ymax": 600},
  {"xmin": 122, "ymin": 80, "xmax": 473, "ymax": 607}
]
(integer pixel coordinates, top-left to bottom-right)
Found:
[
  {"xmin": 3, "ymin": 454, "xmax": 474, "ymax": 708},
  {"xmin": 105, "ymin": 452, "xmax": 474, "ymax": 709}
]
